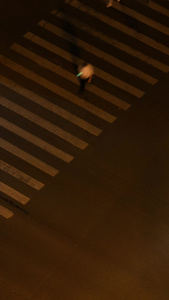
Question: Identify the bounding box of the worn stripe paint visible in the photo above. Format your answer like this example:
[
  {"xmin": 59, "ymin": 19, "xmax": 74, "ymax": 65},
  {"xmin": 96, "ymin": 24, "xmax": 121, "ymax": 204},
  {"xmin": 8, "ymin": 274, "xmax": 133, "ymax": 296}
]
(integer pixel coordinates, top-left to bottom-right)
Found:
[
  {"xmin": 0, "ymin": 92, "xmax": 88, "ymax": 150},
  {"xmin": 0, "ymin": 138, "xmax": 59, "ymax": 176},
  {"xmin": 0, "ymin": 160, "xmax": 44, "ymax": 190},
  {"xmin": 0, "ymin": 117, "xmax": 74, "ymax": 163},
  {"xmin": 0, "ymin": 204, "xmax": 14, "ymax": 219},
  {"xmin": 0, "ymin": 182, "xmax": 30, "ymax": 204}
]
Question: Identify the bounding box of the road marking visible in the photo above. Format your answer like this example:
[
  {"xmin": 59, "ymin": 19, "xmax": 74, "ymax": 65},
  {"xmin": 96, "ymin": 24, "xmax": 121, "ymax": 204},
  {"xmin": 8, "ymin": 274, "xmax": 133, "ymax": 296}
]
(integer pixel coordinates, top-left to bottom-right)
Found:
[
  {"xmin": 24, "ymin": 32, "xmax": 140, "ymax": 102},
  {"xmin": 0, "ymin": 138, "xmax": 59, "ymax": 176},
  {"xmin": 0, "ymin": 205, "xmax": 14, "ymax": 219},
  {"xmin": 10, "ymin": 45, "xmax": 130, "ymax": 118},
  {"xmin": 45, "ymin": 13, "xmax": 157, "ymax": 84},
  {"xmin": 0, "ymin": 93, "xmax": 88, "ymax": 150},
  {"xmin": 66, "ymin": 0, "xmax": 169, "ymax": 56},
  {"xmin": 0, "ymin": 74, "xmax": 101, "ymax": 135},
  {"xmin": 0, "ymin": 55, "xmax": 115, "ymax": 123},
  {"xmin": 0, "ymin": 117, "xmax": 74, "ymax": 163},
  {"xmin": 0, "ymin": 182, "xmax": 30, "ymax": 205},
  {"xmin": 11, "ymin": 43, "xmax": 130, "ymax": 109},
  {"xmin": 113, "ymin": 2, "xmax": 169, "ymax": 36},
  {"xmin": 39, "ymin": 20, "xmax": 156, "ymax": 87},
  {"xmin": 54, "ymin": 11, "xmax": 169, "ymax": 73},
  {"xmin": 0, "ymin": 160, "xmax": 44, "ymax": 190},
  {"xmin": 135, "ymin": 0, "xmax": 169, "ymax": 18}
]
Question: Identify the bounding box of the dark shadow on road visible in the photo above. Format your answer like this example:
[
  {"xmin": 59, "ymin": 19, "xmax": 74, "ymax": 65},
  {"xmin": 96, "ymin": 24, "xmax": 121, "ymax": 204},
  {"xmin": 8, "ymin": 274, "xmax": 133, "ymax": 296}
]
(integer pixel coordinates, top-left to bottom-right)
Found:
[
  {"xmin": 60, "ymin": 10, "xmax": 81, "ymax": 74},
  {"xmin": 59, "ymin": 8, "xmax": 86, "ymax": 92}
]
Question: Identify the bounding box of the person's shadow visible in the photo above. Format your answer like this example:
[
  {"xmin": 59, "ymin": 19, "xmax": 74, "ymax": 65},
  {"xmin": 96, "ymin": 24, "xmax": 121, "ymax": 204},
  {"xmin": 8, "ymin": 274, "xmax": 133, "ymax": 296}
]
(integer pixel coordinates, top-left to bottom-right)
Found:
[
  {"xmin": 60, "ymin": 9, "xmax": 90, "ymax": 94},
  {"xmin": 61, "ymin": 11, "xmax": 81, "ymax": 74}
]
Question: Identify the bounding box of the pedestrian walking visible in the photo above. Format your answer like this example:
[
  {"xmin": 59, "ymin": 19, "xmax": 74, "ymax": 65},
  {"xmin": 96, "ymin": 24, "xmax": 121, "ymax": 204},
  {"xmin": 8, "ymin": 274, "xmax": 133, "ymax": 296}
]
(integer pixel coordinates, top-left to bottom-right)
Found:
[
  {"xmin": 106, "ymin": 0, "xmax": 120, "ymax": 8},
  {"xmin": 77, "ymin": 63, "xmax": 94, "ymax": 94}
]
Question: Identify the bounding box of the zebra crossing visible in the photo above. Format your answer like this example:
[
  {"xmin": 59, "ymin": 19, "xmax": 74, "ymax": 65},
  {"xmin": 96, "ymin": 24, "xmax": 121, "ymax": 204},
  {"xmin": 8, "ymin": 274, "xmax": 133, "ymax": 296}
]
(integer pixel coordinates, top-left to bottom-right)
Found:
[{"xmin": 1, "ymin": 0, "xmax": 169, "ymax": 218}]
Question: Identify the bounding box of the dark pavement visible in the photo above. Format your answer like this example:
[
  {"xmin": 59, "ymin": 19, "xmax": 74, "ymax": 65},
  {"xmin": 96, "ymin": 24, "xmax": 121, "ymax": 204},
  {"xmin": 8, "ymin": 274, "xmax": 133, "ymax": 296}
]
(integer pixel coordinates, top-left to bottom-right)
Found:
[
  {"xmin": 0, "ymin": 1, "xmax": 169, "ymax": 299},
  {"xmin": 0, "ymin": 0, "xmax": 58, "ymax": 51}
]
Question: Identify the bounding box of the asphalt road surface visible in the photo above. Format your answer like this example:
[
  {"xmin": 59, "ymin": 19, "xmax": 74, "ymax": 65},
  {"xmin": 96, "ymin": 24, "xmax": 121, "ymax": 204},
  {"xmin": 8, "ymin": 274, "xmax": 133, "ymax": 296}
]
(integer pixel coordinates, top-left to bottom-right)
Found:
[{"xmin": 0, "ymin": 0, "xmax": 169, "ymax": 299}]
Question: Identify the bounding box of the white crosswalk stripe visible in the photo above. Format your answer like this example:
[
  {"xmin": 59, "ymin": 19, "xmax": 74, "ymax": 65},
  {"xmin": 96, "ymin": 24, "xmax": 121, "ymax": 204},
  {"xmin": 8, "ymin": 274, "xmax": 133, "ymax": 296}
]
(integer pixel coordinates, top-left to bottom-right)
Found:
[
  {"xmin": 39, "ymin": 19, "xmax": 154, "ymax": 89},
  {"xmin": 0, "ymin": 138, "xmax": 59, "ymax": 176},
  {"xmin": 113, "ymin": 2, "xmax": 169, "ymax": 36},
  {"xmin": 0, "ymin": 117, "xmax": 74, "ymax": 162},
  {"xmin": 1, "ymin": 0, "xmax": 168, "ymax": 218},
  {"xmin": 135, "ymin": 1, "xmax": 169, "ymax": 18},
  {"xmin": 55, "ymin": 11, "xmax": 169, "ymax": 73},
  {"xmin": 0, "ymin": 74, "xmax": 102, "ymax": 135},
  {"xmin": 0, "ymin": 160, "xmax": 44, "ymax": 190},
  {"xmin": 66, "ymin": 0, "xmax": 169, "ymax": 56},
  {"xmin": 11, "ymin": 43, "xmax": 131, "ymax": 110},
  {"xmin": 38, "ymin": 20, "xmax": 156, "ymax": 87},
  {"xmin": 0, "ymin": 204, "xmax": 14, "ymax": 219},
  {"xmin": 0, "ymin": 93, "xmax": 88, "ymax": 150},
  {"xmin": 0, "ymin": 54, "xmax": 116, "ymax": 121},
  {"xmin": 0, "ymin": 182, "xmax": 30, "ymax": 205},
  {"xmin": 24, "ymin": 32, "xmax": 140, "ymax": 101}
]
